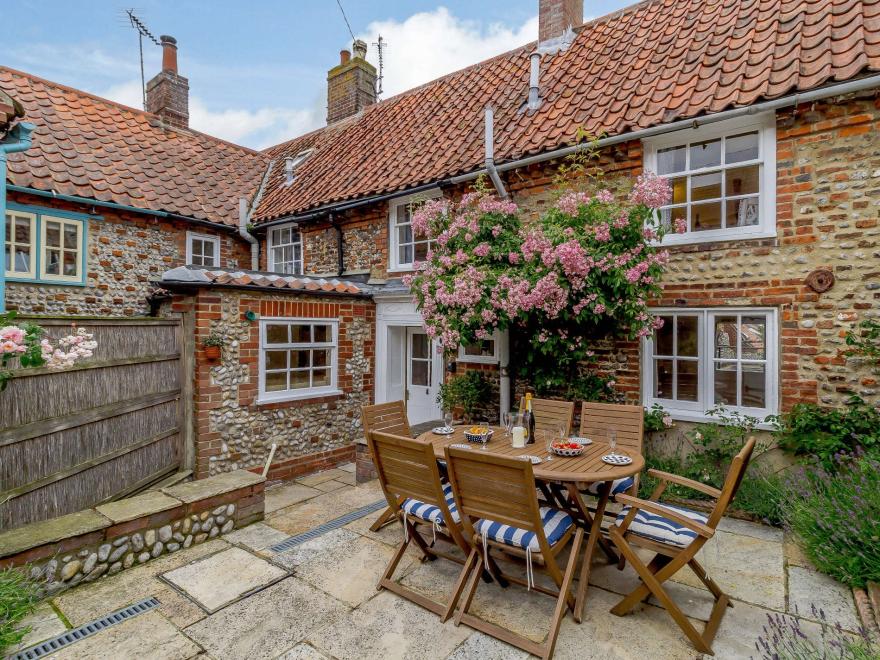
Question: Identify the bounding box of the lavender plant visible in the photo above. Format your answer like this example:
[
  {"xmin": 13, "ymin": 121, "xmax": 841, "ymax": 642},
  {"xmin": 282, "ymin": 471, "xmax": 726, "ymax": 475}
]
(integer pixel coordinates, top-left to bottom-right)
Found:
[
  {"xmin": 753, "ymin": 605, "xmax": 878, "ymax": 660},
  {"xmin": 779, "ymin": 452, "xmax": 880, "ymax": 588}
]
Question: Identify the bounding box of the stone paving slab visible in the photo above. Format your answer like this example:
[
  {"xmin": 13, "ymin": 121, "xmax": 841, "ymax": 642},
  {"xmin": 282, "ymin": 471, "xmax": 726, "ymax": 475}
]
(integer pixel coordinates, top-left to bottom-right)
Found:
[
  {"xmin": 265, "ymin": 483, "xmax": 322, "ymax": 514},
  {"xmin": 307, "ymin": 590, "xmax": 472, "ymax": 660},
  {"xmin": 223, "ymin": 522, "xmax": 290, "ymax": 553},
  {"xmin": 336, "ymin": 472, "xmax": 357, "ymax": 486},
  {"xmin": 717, "ymin": 516, "xmax": 784, "ymax": 543},
  {"xmin": 312, "ymin": 479, "xmax": 349, "ymax": 493},
  {"xmin": 788, "ymin": 565, "xmax": 860, "ymax": 631},
  {"xmin": 271, "ymin": 528, "xmax": 362, "ymax": 570},
  {"xmin": 342, "ymin": 508, "xmax": 401, "ymax": 547},
  {"xmin": 277, "ymin": 643, "xmax": 333, "ymax": 659},
  {"xmin": 0, "ymin": 509, "xmax": 109, "ymax": 557},
  {"xmin": 295, "ymin": 532, "xmax": 418, "ymax": 607},
  {"xmin": 8, "ymin": 602, "xmax": 68, "ymax": 654},
  {"xmin": 184, "ymin": 578, "xmax": 348, "ymax": 660},
  {"xmin": 162, "ymin": 469, "xmax": 263, "ymax": 504},
  {"xmin": 266, "ymin": 484, "xmax": 384, "ymax": 536},
  {"xmin": 162, "ymin": 547, "xmax": 287, "ymax": 613},
  {"xmin": 296, "ymin": 469, "xmax": 349, "ymax": 487},
  {"xmin": 95, "ymin": 490, "xmax": 182, "ymax": 523},
  {"xmin": 50, "ymin": 610, "xmax": 201, "ymax": 660},
  {"xmin": 337, "ymin": 462, "xmax": 356, "ymax": 473},
  {"xmin": 446, "ymin": 632, "xmax": 530, "ymax": 659}
]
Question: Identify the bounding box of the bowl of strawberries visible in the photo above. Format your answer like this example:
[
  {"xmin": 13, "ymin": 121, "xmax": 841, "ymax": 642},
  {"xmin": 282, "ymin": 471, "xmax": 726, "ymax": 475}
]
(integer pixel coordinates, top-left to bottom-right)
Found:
[{"xmin": 550, "ymin": 441, "xmax": 585, "ymax": 457}]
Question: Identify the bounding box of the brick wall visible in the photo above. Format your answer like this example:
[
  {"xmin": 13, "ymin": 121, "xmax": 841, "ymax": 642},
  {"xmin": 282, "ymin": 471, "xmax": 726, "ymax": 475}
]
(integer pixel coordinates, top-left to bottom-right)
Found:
[
  {"xmin": 5, "ymin": 191, "xmax": 248, "ymax": 316},
  {"xmin": 175, "ymin": 288, "xmax": 375, "ymax": 479}
]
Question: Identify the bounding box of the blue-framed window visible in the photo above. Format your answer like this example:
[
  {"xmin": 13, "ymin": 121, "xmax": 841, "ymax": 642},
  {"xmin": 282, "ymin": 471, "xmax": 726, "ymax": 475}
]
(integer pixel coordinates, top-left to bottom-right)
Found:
[{"xmin": 4, "ymin": 205, "xmax": 89, "ymax": 286}]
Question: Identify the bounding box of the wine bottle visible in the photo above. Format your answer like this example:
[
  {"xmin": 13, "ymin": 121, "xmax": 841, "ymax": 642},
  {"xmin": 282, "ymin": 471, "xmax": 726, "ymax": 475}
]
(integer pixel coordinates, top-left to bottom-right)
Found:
[{"xmin": 525, "ymin": 393, "xmax": 536, "ymax": 445}]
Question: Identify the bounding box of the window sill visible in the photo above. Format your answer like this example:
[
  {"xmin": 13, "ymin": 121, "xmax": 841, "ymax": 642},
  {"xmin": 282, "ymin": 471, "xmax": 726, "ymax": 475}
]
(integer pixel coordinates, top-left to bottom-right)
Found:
[
  {"xmin": 256, "ymin": 388, "xmax": 343, "ymax": 406},
  {"xmin": 659, "ymin": 229, "xmax": 777, "ymax": 247},
  {"xmin": 386, "ymin": 266, "xmax": 420, "ymax": 274},
  {"xmin": 5, "ymin": 276, "xmax": 87, "ymax": 287},
  {"xmin": 652, "ymin": 408, "xmax": 776, "ymax": 430}
]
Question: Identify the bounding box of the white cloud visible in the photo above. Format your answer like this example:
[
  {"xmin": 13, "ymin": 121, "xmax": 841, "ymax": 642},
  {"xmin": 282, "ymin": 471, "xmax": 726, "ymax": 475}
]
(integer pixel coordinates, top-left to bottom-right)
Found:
[
  {"xmin": 357, "ymin": 7, "xmax": 538, "ymax": 98},
  {"xmin": 102, "ymin": 80, "xmax": 324, "ymax": 149}
]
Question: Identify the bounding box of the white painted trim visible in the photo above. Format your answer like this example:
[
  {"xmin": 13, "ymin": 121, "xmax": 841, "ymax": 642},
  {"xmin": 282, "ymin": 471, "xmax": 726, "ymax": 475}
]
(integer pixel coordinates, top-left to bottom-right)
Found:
[
  {"xmin": 388, "ymin": 188, "xmax": 442, "ymax": 270},
  {"xmin": 641, "ymin": 307, "xmax": 779, "ymax": 423},
  {"xmin": 185, "ymin": 231, "xmax": 220, "ymax": 267},
  {"xmin": 457, "ymin": 330, "xmax": 502, "ymax": 364},
  {"xmin": 256, "ymin": 317, "xmax": 339, "ymax": 404},
  {"xmin": 39, "ymin": 215, "xmax": 85, "ymax": 283},
  {"xmin": 266, "ymin": 222, "xmax": 303, "ymax": 275},
  {"xmin": 643, "ymin": 113, "xmax": 776, "ymax": 246},
  {"xmin": 4, "ymin": 210, "xmax": 36, "ymax": 279}
]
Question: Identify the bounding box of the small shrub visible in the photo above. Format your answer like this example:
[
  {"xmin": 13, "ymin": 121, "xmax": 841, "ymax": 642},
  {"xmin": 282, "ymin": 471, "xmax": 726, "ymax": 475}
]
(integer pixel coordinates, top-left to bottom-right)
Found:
[
  {"xmin": 0, "ymin": 568, "xmax": 40, "ymax": 655},
  {"xmin": 643, "ymin": 404, "xmax": 673, "ymax": 433},
  {"xmin": 845, "ymin": 318, "xmax": 880, "ymax": 365},
  {"xmin": 753, "ymin": 605, "xmax": 879, "ymax": 660},
  {"xmin": 437, "ymin": 370, "xmax": 493, "ymax": 421},
  {"xmin": 769, "ymin": 396, "xmax": 880, "ymax": 466},
  {"xmin": 779, "ymin": 452, "xmax": 880, "ymax": 588}
]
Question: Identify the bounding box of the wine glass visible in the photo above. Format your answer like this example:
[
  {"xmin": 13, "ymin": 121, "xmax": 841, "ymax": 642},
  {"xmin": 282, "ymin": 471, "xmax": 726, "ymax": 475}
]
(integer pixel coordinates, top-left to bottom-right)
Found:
[
  {"xmin": 480, "ymin": 419, "xmax": 491, "ymax": 451},
  {"xmin": 544, "ymin": 429, "xmax": 554, "ymax": 461},
  {"xmin": 443, "ymin": 410, "xmax": 454, "ymax": 432},
  {"xmin": 502, "ymin": 411, "xmax": 511, "ymax": 437},
  {"xmin": 608, "ymin": 429, "xmax": 618, "ymax": 457}
]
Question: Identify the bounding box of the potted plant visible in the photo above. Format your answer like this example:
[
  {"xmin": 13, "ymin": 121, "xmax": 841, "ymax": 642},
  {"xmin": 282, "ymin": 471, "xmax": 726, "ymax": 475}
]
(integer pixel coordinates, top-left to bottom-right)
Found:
[
  {"xmin": 437, "ymin": 370, "xmax": 492, "ymax": 423},
  {"xmin": 203, "ymin": 332, "xmax": 224, "ymax": 361}
]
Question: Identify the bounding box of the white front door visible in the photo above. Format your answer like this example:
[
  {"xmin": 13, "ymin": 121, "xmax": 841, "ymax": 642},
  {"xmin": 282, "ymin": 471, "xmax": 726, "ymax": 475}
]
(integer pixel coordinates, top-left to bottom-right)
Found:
[{"xmin": 405, "ymin": 328, "xmax": 438, "ymax": 425}]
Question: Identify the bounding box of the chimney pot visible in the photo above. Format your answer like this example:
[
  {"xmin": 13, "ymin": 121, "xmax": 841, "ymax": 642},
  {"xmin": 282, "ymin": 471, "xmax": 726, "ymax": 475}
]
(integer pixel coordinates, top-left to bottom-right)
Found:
[
  {"xmin": 538, "ymin": 0, "xmax": 583, "ymax": 43},
  {"xmin": 159, "ymin": 35, "xmax": 178, "ymax": 73},
  {"xmin": 340, "ymin": 49, "xmax": 351, "ymax": 65},
  {"xmin": 352, "ymin": 39, "xmax": 368, "ymax": 60}
]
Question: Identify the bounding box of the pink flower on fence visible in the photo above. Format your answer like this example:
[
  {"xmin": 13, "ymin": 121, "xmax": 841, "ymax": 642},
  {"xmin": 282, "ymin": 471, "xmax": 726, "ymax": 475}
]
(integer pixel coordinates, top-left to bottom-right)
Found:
[
  {"xmin": 477, "ymin": 197, "xmax": 518, "ymax": 215},
  {"xmin": 629, "ymin": 172, "xmax": 672, "ymax": 208},
  {"xmin": 595, "ymin": 189, "xmax": 614, "ymax": 203},
  {"xmin": 0, "ymin": 326, "xmax": 25, "ymax": 344},
  {"xmin": 556, "ymin": 192, "xmax": 590, "ymax": 215},
  {"xmin": 594, "ymin": 223, "xmax": 611, "ymax": 242},
  {"xmin": 473, "ymin": 242, "xmax": 490, "ymax": 257}
]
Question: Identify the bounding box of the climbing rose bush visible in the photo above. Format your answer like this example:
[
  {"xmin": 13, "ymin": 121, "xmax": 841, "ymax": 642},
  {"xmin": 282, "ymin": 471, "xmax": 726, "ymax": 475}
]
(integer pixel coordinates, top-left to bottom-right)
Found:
[
  {"xmin": 404, "ymin": 173, "xmax": 682, "ymax": 386},
  {"xmin": 0, "ymin": 312, "xmax": 97, "ymax": 390}
]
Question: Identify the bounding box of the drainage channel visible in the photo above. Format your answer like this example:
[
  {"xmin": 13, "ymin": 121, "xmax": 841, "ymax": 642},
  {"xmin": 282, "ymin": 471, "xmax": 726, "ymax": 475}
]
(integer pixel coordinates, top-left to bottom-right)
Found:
[
  {"xmin": 10, "ymin": 597, "xmax": 160, "ymax": 660},
  {"xmin": 269, "ymin": 499, "xmax": 387, "ymax": 554}
]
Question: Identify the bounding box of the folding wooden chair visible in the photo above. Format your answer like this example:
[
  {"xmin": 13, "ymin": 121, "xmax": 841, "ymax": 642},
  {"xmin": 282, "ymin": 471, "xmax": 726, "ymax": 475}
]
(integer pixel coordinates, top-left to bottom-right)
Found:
[
  {"xmin": 578, "ymin": 402, "xmax": 644, "ymax": 501},
  {"xmin": 361, "ymin": 401, "xmax": 412, "ymax": 531},
  {"xmin": 607, "ymin": 437, "xmax": 757, "ymax": 655},
  {"xmin": 444, "ymin": 446, "xmax": 584, "ymax": 660},
  {"xmin": 521, "ymin": 397, "xmax": 575, "ymax": 436},
  {"xmin": 367, "ymin": 430, "xmax": 489, "ymax": 622}
]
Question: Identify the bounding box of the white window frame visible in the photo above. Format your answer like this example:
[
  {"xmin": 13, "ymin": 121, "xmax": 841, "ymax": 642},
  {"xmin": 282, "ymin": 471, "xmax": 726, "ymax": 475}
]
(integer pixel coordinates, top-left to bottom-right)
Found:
[
  {"xmin": 388, "ymin": 189, "xmax": 442, "ymax": 272},
  {"xmin": 642, "ymin": 308, "xmax": 778, "ymax": 424},
  {"xmin": 186, "ymin": 231, "xmax": 220, "ymax": 268},
  {"xmin": 642, "ymin": 114, "xmax": 776, "ymax": 246},
  {"xmin": 267, "ymin": 223, "xmax": 303, "ymax": 275},
  {"xmin": 4, "ymin": 210, "xmax": 37, "ymax": 279},
  {"xmin": 257, "ymin": 317, "xmax": 340, "ymax": 404},
  {"xmin": 39, "ymin": 215, "xmax": 85, "ymax": 283},
  {"xmin": 457, "ymin": 330, "xmax": 502, "ymax": 364}
]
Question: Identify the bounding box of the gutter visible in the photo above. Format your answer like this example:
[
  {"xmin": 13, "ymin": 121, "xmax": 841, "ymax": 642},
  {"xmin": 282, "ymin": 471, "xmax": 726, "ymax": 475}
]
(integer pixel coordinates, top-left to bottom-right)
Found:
[
  {"xmin": 484, "ymin": 106, "xmax": 508, "ymax": 198},
  {"xmin": 1, "ymin": 122, "xmax": 36, "ymax": 313},
  {"xmin": 6, "ymin": 185, "xmax": 240, "ymax": 234},
  {"xmin": 239, "ymin": 160, "xmax": 275, "ymax": 270},
  {"xmin": 158, "ymin": 279, "xmax": 372, "ymax": 299}
]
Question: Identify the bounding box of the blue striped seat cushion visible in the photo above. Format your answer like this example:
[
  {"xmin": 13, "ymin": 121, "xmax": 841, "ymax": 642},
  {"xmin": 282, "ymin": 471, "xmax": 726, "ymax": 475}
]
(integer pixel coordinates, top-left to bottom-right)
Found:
[
  {"xmin": 474, "ymin": 507, "xmax": 573, "ymax": 551},
  {"xmin": 401, "ymin": 482, "xmax": 460, "ymax": 526},
  {"xmin": 584, "ymin": 477, "xmax": 634, "ymax": 498},
  {"xmin": 615, "ymin": 502, "xmax": 708, "ymax": 548}
]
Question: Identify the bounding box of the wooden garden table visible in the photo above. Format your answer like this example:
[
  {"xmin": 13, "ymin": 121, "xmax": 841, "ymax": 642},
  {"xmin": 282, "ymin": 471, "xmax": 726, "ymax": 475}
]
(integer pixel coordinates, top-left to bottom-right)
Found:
[{"xmin": 417, "ymin": 425, "xmax": 644, "ymax": 622}]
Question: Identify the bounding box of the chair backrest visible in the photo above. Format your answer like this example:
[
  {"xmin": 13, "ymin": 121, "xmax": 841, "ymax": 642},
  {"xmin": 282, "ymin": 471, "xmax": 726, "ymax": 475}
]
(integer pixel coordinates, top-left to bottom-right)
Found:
[
  {"xmin": 707, "ymin": 437, "xmax": 757, "ymax": 528},
  {"xmin": 444, "ymin": 446, "xmax": 548, "ymax": 548},
  {"xmin": 579, "ymin": 402, "xmax": 644, "ymax": 452},
  {"xmin": 362, "ymin": 401, "xmax": 411, "ymax": 441},
  {"xmin": 521, "ymin": 397, "xmax": 575, "ymax": 436},
  {"xmin": 367, "ymin": 430, "xmax": 447, "ymax": 514}
]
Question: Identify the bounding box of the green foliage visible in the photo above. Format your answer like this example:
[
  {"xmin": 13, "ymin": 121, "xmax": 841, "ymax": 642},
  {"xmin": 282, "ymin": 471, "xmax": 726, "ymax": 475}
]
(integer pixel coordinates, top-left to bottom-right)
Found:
[
  {"xmin": 755, "ymin": 606, "xmax": 879, "ymax": 659},
  {"xmin": 643, "ymin": 404, "xmax": 672, "ymax": 432},
  {"xmin": 437, "ymin": 371, "xmax": 493, "ymax": 420},
  {"xmin": 0, "ymin": 312, "xmax": 47, "ymax": 391},
  {"xmin": 202, "ymin": 332, "xmax": 225, "ymax": 348},
  {"xmin": 683, "ymin": 406, "xmax": 764, "ymax": 487},
  {"xmin": 845, "ymin": 318, "xmax": 880, "ymax": 364},
  {"xmin": 0, "ymin": 568, "xmax": 40, "ymax": 655},
  {"xmin": 529, "ymin": 367, "xmax": 618, "ymax": 403},
  {"xmin": 769, "ymin": 396, "xmax": 880, "ymax": 466},
  {"xmin": 779, "ymin": 453, "xmax": 880, "ymax": 588}
]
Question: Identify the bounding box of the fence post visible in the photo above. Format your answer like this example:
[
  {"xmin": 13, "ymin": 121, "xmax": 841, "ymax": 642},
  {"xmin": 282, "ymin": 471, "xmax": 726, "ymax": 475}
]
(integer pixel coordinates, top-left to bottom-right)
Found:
[{"xmin": 180, "ymin": 304, "xmax": 196, "ymax": 473}]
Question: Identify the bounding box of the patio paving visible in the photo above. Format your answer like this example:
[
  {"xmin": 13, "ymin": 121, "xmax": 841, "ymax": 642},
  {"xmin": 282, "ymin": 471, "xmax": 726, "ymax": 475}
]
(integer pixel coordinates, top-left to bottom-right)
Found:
[{"xmin": 12, "ymin": 463, "xmax": 861, "ymax": 659}]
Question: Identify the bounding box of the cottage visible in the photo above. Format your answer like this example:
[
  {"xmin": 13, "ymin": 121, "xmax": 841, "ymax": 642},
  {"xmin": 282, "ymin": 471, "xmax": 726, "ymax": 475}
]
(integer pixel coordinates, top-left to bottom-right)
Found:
[{"xmin": 3, "ymin": 0, "xmax": 880, "ymax": 485}]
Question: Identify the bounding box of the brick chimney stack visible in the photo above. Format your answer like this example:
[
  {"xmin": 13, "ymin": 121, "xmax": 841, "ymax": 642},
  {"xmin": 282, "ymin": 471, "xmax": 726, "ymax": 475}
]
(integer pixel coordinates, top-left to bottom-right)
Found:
[
  {"xmin": 326, "ymin": 39, "xmax": 377, "ymax": 125},
  {"xmin": 146, "ymin": 35, "xmax": 189, "ymax": 129},
  {"xmin": 538, "ymin": 0, "xmax": 583, "ymax": 43}
]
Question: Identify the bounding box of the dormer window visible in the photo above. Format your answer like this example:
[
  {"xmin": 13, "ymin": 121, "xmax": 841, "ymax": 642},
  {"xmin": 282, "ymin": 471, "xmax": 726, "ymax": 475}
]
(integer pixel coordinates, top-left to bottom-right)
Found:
[{"xmin": 268, "ymin": 223, "xmax": 303, "ymax": 275}]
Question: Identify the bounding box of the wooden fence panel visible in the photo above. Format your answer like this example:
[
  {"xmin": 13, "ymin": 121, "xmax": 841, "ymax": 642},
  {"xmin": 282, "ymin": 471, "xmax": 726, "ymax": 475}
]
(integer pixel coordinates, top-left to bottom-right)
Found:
[{"xmin": 0, "ymin": 318, "xmax": 188, "ymax": 530}]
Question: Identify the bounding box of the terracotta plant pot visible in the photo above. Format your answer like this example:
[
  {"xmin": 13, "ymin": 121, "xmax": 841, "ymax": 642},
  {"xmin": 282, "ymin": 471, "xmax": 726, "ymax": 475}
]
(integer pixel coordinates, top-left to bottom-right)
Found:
[{"xmin": 204, "ymin": 345, "xmax": 221, "ymax": 360}]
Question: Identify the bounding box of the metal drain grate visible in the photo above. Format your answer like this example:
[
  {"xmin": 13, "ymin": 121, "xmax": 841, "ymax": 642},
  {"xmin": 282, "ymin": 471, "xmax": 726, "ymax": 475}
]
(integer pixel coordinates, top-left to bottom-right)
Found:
[
  {"xmin": 10, "ymin": 597, "xmax": 160, "ymax": 660},
  {"xmin": 270, "ymin": 499, "xmax": 387, "ymax": 553}
]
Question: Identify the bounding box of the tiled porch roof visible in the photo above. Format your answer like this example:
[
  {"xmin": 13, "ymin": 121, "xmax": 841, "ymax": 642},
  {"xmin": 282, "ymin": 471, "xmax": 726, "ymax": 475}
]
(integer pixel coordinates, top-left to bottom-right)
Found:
[
  {"xmin": 254, "ymin": 0, "xmax": 880, "ymax": 222},
  {"xmin": 160, "ymin": 266, "xmax": 366, "ymax": 296}
]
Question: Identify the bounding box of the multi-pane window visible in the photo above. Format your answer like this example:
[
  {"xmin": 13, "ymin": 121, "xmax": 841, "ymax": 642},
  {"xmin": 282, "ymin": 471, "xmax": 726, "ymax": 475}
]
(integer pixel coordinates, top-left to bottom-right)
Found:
[
  {"xmin": 186, "ymin": 232, "xmax": 220, "ymax": 267},
  {"xmin": 4, "ymin": 211, "xmax": 36, "ymax": 278},
  {"xmin": 268, "ymin": 225, "xmax": 303, "ymax": 275},
  {"xmin": 41, "ymin": 218, "xmax": 82, "ymax": 281},
  {"xmin": 389, "ymin": 193, "xmax": 440, "ymax": 270},
  {"xmin": 644, "ymin": 116, "xmax": 775, "ymax": 244},
  {"xmin": 643, "ymin": 309, "xmax": 776, "ymax": 420},
  {"xmin": 259, "ymin": 319, "xmax": 338, "ymax": 402},
  {"xmin": 457, "ymin": 332, "xmax": 501, "ymax": 364}
]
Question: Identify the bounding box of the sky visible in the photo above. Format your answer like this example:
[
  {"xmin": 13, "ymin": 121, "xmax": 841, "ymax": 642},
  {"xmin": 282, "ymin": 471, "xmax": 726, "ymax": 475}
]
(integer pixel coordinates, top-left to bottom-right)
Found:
[{"xmin": 1, "ymin": 1, "xmax": 631, "ymax": 150}]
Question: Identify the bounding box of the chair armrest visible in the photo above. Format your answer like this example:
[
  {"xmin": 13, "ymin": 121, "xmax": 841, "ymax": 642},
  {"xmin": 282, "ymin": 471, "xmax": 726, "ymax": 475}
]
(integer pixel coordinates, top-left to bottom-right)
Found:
[
  {"xmin": 647, "ymin": 469, "xmax": 722, "ymax": 499},
  {"xmin": 615, "ymin": 494, "xmax": 714, "ymax": 539}
]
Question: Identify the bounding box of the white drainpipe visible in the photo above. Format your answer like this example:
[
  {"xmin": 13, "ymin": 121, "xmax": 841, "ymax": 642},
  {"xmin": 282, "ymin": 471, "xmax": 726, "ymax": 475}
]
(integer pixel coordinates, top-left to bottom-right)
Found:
[
  {"xmin": 238, "ymin": 198, "xmax": 259, "ymax": 270},
  {"xmin": 484, "ymin": 106, "xmax": 509, "ymax": 199}
]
